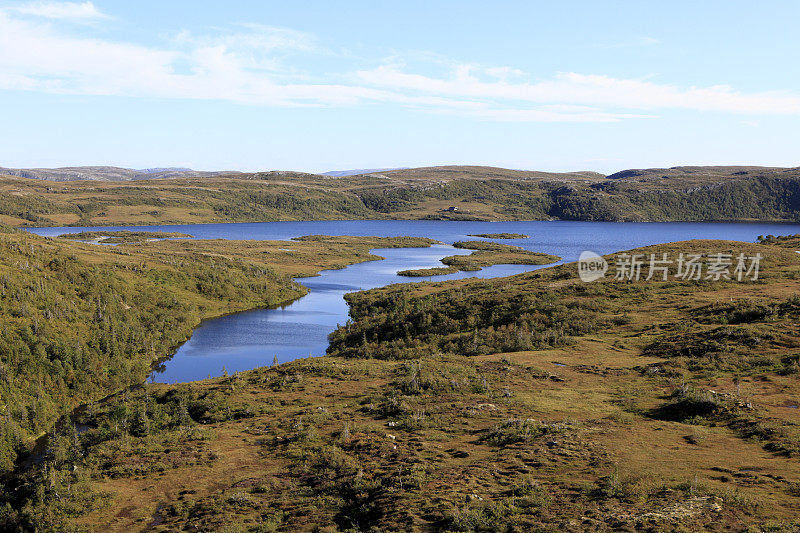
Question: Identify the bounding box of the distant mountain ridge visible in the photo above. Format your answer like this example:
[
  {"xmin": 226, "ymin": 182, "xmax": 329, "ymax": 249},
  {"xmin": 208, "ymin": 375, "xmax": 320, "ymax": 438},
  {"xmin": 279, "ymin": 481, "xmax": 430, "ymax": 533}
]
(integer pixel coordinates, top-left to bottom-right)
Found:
[
  {"xmin": 0, "ymin": 164, "xmax": 600, "ymax": 182},
  {"xmin": 137, "ymin": 167, "xmax": 193, "ymax": 174},
  {"xmin": 0, "ymin": 165, "xmax": 242, "ymax": 181},
  {"xmin": 3, "ymin": 163, "xmax": 795, "ymax": 184},
  {"xmin": 322, "ymin": 167, "xmax": 409, "ymax": 177}
]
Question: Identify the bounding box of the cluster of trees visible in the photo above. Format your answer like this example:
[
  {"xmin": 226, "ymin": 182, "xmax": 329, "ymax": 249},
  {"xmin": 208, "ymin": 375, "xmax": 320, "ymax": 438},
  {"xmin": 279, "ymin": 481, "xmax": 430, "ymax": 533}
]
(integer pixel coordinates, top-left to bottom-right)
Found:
[
  {"xmin": 2, "ymin": 380, "xmax": 240, "ymax": 530},
  {"xmin": 0, "ymin": 187, "xmax": 59, "ymax": 223},
  {"xmin": 356, "ymin": 179, "xmax": 554, "ymax": 216},
  {"xmin": 327, "ymin": 282, "xmax": 611, "ymax": 360},
  {"xmin": 757, "ymin": 233, "xmax": 800, "ymax": 246},
  {"xmin": 355, "ymin": 174, "xmax": 800, "ymax": 222},
  {"xmin": 582, "ymin": 175, "xmax": 800, "ymax": 222},
  {"xmin": 212, "ymin": 187, "xmax": 377, "ymax": 220},
  {"xmin": 0, "ymin": 229, "xmax": 299, "ymax": 474}
]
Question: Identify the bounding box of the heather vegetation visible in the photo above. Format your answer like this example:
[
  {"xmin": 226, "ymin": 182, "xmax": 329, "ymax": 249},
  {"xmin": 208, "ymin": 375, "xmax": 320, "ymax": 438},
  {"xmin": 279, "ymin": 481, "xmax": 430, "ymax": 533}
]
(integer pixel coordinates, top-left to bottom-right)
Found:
[
  {"xmin": 328, "ymin": 280, "xmax": 602, "ymax": 359},
  {"xmin": 0, "ymin": 228, "xmax": 449, "ymax": 530},
  {"xmin": 3, "ymin": 230, "xmax": 800, "ymax": 530},
  {"xmin": 3, "ymin": 165, "xmax": 800, "ymax": 226},
  {"xmin": 757, "ymin": 233, "xmax": 800, "ymax": 247},
  {"xmin": 0, "ymin": 229, "xmax": 300, "ymax": 474}
]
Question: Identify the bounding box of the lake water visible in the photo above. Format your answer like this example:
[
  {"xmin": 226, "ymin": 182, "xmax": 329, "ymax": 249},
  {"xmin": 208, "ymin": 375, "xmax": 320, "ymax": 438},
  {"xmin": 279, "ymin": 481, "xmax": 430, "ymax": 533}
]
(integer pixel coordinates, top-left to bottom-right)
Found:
[{"xmin": 28, "ymin": 220, "xmax": 800, "ymax": 383}]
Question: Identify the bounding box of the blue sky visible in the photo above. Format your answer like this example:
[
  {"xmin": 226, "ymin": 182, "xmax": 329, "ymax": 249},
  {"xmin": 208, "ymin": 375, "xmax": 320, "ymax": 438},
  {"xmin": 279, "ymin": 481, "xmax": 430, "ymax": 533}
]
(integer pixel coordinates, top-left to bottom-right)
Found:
[{"xmin": 0, "ymin": 1, "xmax": 798, "ymax": 173}]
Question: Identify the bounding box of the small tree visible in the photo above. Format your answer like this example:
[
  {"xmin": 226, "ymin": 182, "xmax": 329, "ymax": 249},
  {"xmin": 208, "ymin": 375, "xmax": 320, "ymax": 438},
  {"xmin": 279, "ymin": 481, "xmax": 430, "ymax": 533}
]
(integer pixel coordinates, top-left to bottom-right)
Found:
[
  {"xmin": 175, "ymin": 401, "xmax": 191, "ymax": 430},
  {"xmin": 130, "ymin": 403, "xmax": 150, "ymax": 437}
]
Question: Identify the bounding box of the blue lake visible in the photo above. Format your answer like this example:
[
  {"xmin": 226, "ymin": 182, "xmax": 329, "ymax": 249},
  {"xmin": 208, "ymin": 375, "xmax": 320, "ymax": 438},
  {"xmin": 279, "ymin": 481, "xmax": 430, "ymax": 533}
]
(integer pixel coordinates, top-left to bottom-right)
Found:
[{"xmin": 28, "ymin": 220, "xmax": 800, "ymax": 383}]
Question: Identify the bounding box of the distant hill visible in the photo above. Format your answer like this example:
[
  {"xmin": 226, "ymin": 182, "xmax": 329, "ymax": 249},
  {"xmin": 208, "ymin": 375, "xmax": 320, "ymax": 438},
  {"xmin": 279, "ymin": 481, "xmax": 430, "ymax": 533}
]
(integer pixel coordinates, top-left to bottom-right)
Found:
[
  {"xmin": 322, "ymin": 167, "xmax": 409, "ymax": 177},
  {"xmin": 606, "ymin": 165, "xmax": 787, "ymax": 182},
  {"xmin": 0, "ymin": 165, "xmax": 243, "ymax": 181},
  {"xmin": 137, "ymin": 167, "xmax": 193, "ymax": 174},
  {"xmin": 0, "ymin": 164, "xmax": 602, "ymax": 182},
  {"xmin": 2, "ymin": 164, "xmax": 800, "ymax": 225},
  {"xmin": 376, "ymin": 165, "xmax": 606, "ymax": 182}
]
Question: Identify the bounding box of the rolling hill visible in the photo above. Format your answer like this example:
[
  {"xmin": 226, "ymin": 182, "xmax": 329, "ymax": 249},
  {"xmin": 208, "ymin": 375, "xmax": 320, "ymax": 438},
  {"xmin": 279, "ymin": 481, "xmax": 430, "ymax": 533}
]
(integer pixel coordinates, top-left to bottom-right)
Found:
[
  {"xmin": 1, "ymin": 164, "xmax": 799, "ymax": 226},
  {"xmin": 0, "ymin": 165, "xmax": 243, "ymax": 181}
]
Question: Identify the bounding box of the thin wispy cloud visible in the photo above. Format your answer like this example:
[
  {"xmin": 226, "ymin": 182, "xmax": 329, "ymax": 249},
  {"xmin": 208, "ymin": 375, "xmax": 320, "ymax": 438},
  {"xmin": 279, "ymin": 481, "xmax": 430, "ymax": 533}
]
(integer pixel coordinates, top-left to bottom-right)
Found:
[
  {"xmin": 357, "ymin": 64, "xmax": 800, "ymax": 116},
  {"xmin": 12, "ymin": 1, "xmax": 109, "ymax": 21},
  {"xmin": 173, "ymin": 24, "xmax": 318, "ymax": 56},
  {"xmin": 170, "ymin": 24, "xmax": 320, "ymax": 75},
  {"xmin": 0, "ymin": 4, "xmax": 799, "ymax": 123}
]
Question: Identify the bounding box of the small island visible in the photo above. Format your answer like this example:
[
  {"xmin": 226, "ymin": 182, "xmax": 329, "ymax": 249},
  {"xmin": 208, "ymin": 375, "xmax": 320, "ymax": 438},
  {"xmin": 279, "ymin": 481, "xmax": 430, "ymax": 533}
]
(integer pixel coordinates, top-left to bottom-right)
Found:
[
  {"xmin": 292, "ymin": 235, "xmax": 439, "ymax": 248},
  {"xmin": 398, "ymin": 240, "xmax": 559, "ymax": 277},
  {"xmin": 58, "ymin": 230, "xmax": 193, "ymax": 244},
  {"xmin": 468, "ymin": 232, "xmax": 529, "ymax": 239},
  {"xmin": 397, "ymin": 266, "xmax": 460, "ymax": 277}
]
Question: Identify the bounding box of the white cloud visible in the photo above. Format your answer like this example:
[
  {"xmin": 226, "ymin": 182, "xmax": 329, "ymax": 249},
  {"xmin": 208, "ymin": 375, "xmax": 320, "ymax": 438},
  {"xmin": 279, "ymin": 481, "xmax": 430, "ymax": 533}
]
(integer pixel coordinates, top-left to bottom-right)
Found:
[
  {"xmin": 172, "ymin": 24, "xmax": 317, "ymax": 72},
  {"xmin": 12, "ymin": 1, "xmax": 109, "ymax": 21},
  {"xmin": 0, "ymin": 11, "xmax": 352, "ymax": 105},
  {"xmin": 356, "ymin": 64, "xmax": 800, "ymax": 116},
  {"xmin": 0, "ymin": 8, "xmax": 798, "ymax": 123}
]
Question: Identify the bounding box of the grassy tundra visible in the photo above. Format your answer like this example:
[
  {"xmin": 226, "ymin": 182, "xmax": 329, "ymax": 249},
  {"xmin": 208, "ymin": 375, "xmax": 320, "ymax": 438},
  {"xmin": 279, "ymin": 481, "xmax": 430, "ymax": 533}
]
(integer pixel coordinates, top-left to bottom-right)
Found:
[
  {"xmin": 0, "ymin": 230, "xmax": 436, "ymax": 485},
  {"xmin": 4, "ymin": 232, "xmax": 800, "ymax": 531},
  {"xmin": 3, "ymin": 165, "xmax": 800, "ymax": 226}
]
